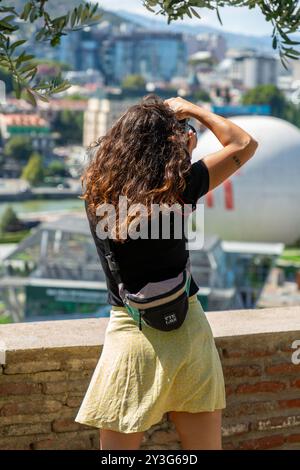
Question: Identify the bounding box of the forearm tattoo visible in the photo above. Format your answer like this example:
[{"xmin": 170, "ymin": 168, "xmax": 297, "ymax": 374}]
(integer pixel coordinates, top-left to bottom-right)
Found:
[{"xmin": 232, "ymin": 155, "xmax": 242, "ymax": 168}]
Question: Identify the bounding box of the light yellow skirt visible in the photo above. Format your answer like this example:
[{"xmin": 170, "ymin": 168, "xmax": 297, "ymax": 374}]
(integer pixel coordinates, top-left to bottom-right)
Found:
[{"xmin": 75, "ymin": 294, "xmax": 226, "ymax": 433}]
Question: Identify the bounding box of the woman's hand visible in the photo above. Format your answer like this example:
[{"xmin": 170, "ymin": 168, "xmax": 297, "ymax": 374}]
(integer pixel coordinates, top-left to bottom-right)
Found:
[{"xmin": 163, "ymin": 96, "xmax": 196, "ymax": 120}]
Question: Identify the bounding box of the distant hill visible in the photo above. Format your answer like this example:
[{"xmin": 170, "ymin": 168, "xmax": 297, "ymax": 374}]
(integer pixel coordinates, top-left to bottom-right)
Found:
[
  {"xmin": 7, "ymin": 1, "xmax": 141, "ymax": 32},
  {"xmin": 97, "ymin": 8, "xmax": 142, "ymax": 28},
  {"xmin": 116, "ymin": 9, "xmax": 275, "ymax": 53},
  {"xmin": 7, "ymin": 0, "xmax": 83, "ymax": 16},
  {"xmin": 7, "ymin": 1, "xmax": 300, "ymax": 56}
]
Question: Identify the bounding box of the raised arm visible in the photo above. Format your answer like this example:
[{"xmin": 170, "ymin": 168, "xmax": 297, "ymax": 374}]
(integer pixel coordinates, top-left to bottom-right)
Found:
[{"xmin": 164, "ymin": 97, "xmax": 259, "ymax": 192}]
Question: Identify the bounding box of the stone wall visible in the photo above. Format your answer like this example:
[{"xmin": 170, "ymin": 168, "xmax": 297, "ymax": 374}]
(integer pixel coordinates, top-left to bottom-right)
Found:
[{"xmin": 0, "ymin": 306, "xmax": 300, "ymax": 450}]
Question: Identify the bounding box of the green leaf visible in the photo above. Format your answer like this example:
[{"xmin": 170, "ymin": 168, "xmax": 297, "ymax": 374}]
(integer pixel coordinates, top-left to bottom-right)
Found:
[
  {"xmin": 0, "ymin": 20, "xmax": 17, "ymax": 31},
  {"xmin": 216, "ymin": 6, "xmax": 223, "ymax": 26},
  {"xmin": 32, "ymin": 91, "xmax": 49, "ymax": 103},
  {"xmin": 25, "ymin": 89, "xmax": 37, "ymax": 107},
  {"xmin": 91, "ymin": 3, "xmax": 99, "ymax": 15},
  {"xmin": 285, "ymin": 53, "xmax": 300, "ymax": 60},
  {"xmin": 144, "ymin": 4, "xmax": 155, "ymax": 13},
  {"xmin": 13, "ymin": 80, "xmax": 21, "ymax": 99},
  {"xmin": 36, "ymin": 29, "xmax": 46, "ymax": 41},
  {"xmin": 18, "ymin": 63, "xmax": 37, "ymax": 75},
  {"xmin": 52, "ymin": 15, "xmax": 68, "ymax": 27},
  {"xmin": 1, "ymin": 15, "xmax": 16, "ymax": 23},
  {"xmin": 20, "ymin": 2, "xmax": 32, "ymax": 21},
  {"xmin": 282, "ymin": 37, "xmax": 300, "ymax": 46},
  {"xmin": 29, "ymin": 6, "xmax": 37, "ymax": 23},
  {"xmin": 147, "ymin": 0, "xmax": 158, "ymax": 7},
  {"xmin": 23, "ymin": 68, "xmax": 38, "ymax": 81},
  {"xmin": 186, "ymin": 8, "xmax": 192, "ymax": 19},
  {"xmin": 15, "ymin": 51, "xmax": 26, "ymax": 68},
  {"xmin": 278, "ymin": 28, "xmax": 300, "ymax": 45},
  {"xmin": 77, "ymin": 4, "xmax": 83, "ymax": 18},
  {"xmin": 190, "ymin": 7, "xmax": 201, "ymax": 19},
  {"xmin": 282, "ymin": 46, "xmax": 300, "ymax": 55},
  {"xmin": 81, "ymin": 5, "xmax": 89, "ymax": 23},
  {"xmin": 51, "ymin": 82, "xmax": 71, "ymax": 93},
  {"xmin": 280, "ymin": 54, "xmax": 290, "ymax": 72},
  {"xmin": 16, "ymin": 54, "xmax": 35, "ymax": 68},
  {"xmin": 71, "ymin": 9, "xmax": 78, "ymax": 27},
  {"xmin": 0, "ymin": 6, "xmax": 16, "ymax": 13},
  {"xmin": 10, "ymin": 40, "xmax": 27, "ymax": 54}
]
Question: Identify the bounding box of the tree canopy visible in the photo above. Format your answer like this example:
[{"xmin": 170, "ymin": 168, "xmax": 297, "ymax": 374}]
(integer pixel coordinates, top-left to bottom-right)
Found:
[
  {"xmin": 0, "ymin": 205, "xmax": 21, "ymax": 233},
  {"xmin": 21, "ymin": 152, "xmax": 44, "ymax": 186},
  {"xmin": 121, "ymin": 75, "xmax": 147, "ymax": 90},
  {"xmin": 242, "ymin": 83, "xmax": 300, "ymax": 127},
  {"xmin": 242, "ymin": 84, "xmax": 287, "ymax": 116},
  {"xmin": 52, "ymin": 109, "xmax": 83, "ymax": 144},
  {"xmin": 3, "ymin": 135, "xmax": 34, "ymax": 162}
]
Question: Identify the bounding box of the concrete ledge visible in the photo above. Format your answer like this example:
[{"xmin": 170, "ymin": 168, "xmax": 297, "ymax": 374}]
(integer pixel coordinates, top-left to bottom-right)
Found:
[
  {"xmin": 207, "ymin": 305, "xmax": 300, "ymax": 339},
  {"xmin": 1, "ymin": 305, "xmax": 300, "ymax": 450},
  {"xmin": 0, "ymin": 306, "xmax": 299, "ymax": 358},
  {"xmin": 0, "ymin": 318, "xmax": 107, "ymax": 358}
]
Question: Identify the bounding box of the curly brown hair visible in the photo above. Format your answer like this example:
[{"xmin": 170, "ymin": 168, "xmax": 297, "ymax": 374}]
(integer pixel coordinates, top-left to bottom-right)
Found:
[{"xmin": 80, "ymin": 93, "xmax": 192, "ymax": 242}]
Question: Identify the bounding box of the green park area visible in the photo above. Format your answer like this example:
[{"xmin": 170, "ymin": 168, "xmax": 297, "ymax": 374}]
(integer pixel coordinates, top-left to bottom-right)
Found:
[{"xmin": 279, "ymin": 248, "xmax": 300, "ymax": 265}]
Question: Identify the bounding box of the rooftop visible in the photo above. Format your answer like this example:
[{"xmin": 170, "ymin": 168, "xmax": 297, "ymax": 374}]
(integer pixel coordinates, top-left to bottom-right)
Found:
[{"xmin": 0, "ymin": 113, "xmax": 49, "ymax": 128}]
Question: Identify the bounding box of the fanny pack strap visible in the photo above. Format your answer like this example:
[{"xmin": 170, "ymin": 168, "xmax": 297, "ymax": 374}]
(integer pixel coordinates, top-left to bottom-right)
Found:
[
  {"xmin": 102, "ymin": 237, "xmax": 124, "ymax": 292},
  {"xmin": 102, "ymin": 237, "xmax": 145, "ymax": 326},
  {"xmin": 102, "ymin": 236, "xmax": 192, "ymax": 329}
]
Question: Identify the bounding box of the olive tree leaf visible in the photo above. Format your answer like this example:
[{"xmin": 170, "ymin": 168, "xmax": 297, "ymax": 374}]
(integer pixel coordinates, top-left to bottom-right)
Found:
[{"xmin": 0, "ymin": 1, "xmax": 100, "ymax": 104}]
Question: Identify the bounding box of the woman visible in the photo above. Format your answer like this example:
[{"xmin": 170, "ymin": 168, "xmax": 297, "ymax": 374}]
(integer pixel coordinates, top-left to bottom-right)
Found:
[{"xmin": 75, "ymin": 94, "xmax": 258, "ymax": 450}]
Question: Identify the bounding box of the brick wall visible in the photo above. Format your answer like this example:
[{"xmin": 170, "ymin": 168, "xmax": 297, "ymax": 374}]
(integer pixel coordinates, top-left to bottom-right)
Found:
[
  {"xmin": 0, "ymin": 306, "xmax": 300, "ymax": 450},
  {"xmin": 218, "ymin": 331, "xmax": 300, "ymax": 450}
]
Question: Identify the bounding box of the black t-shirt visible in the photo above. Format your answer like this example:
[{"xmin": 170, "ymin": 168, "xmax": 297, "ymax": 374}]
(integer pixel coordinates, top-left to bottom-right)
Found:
[{"xmin": 85, "ymin": 159, "xmax": 210, "ymax": 306}]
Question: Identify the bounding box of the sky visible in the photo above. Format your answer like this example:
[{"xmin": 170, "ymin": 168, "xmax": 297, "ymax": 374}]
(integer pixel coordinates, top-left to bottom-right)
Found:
[{"xmin": 97, "ymin": 0, "xmax": 274, "ymax": 37}]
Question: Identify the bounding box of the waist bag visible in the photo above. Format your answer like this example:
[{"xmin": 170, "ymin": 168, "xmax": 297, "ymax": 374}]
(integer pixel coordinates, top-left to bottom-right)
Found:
[{"xmin": 102, "ymin": 237, "xmax": 191, "ymax": 332}]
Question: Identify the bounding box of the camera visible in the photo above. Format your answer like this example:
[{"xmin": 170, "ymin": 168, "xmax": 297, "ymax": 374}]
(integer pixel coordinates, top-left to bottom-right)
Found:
[
  {"xmin": 178, "ymin": 118, "xmax": 197, "ymax": 136},
  {"xmin": 178, "ymin": 118, "xmax": 189, "ymax": 132}
]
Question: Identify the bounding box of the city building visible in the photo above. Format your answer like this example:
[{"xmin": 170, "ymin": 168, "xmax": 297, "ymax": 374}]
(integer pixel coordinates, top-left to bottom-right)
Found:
[
  {"xmin": 0, "ymin": 113, "xmax": 54, "ymax": 156},
  {"xmin": 226, "ymin": 49, "xmax": 278, "ymax": 88},
  {"xmin": 185, "ymin": 33, "xmax": 227, "ymax": 62},
  {"xmin": 83, "ymin": 94, "xmax": 139, "ymax": 147},
  {"xmin": 36, "ymin": 98, "xmax": 87, "ymax": 124},
  {"xmin": 53, "ymin": 26, "xmax": 187, "ymax": 86},
  {"xmin": 99, "ymin": 31, "xmax": 187, "ymax": 85},
  {"xmin": 63, "ymin": 70, "xmax": 104, "ymax": 87}
]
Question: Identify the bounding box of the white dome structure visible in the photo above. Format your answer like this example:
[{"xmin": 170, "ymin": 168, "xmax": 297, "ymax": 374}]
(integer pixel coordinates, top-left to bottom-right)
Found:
[{"xmin": 192, "ymin": 115, "xmax": 300, "ymax": 244}]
